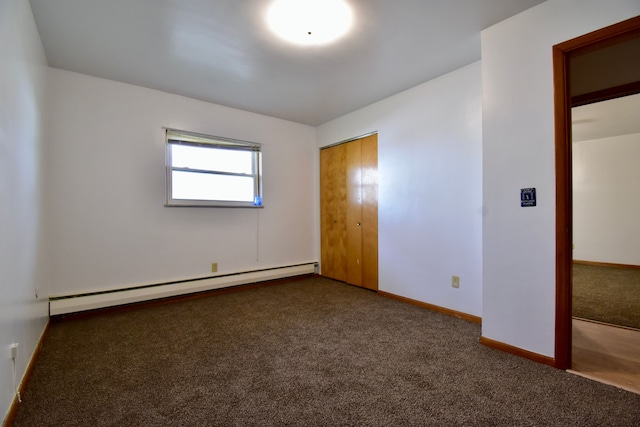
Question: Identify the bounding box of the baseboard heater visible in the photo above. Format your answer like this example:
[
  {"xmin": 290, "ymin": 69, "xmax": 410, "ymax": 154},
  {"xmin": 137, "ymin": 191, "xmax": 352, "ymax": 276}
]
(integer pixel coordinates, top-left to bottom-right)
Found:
[{"xmin": 49, "ymin": 262, "xmax": 317, "ymax": 316}]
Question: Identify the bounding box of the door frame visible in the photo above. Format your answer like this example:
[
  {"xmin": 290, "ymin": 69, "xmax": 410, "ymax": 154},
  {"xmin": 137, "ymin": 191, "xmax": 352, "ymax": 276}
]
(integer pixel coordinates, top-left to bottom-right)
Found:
[{"xmin": 553, "ymin": 15, "xmax": 640, "ymax": 370}]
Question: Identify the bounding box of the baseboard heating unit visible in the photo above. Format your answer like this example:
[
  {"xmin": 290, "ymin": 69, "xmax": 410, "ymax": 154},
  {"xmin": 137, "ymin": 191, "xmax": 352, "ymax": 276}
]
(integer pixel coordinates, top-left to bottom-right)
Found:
[{"xmin": 49, "ymin": 263, "xmax": 317, "ymax": 316}]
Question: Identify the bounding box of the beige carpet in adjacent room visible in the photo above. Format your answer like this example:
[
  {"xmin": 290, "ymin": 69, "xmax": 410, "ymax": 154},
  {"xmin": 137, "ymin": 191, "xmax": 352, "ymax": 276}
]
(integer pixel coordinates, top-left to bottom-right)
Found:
[{"xmin": 573, "ymin": 263, "xmax": 640, "ymax": 330}]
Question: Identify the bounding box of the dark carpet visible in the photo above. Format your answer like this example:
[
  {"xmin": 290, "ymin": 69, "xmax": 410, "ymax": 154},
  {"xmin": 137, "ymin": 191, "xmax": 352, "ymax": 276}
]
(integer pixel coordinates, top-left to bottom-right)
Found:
[
  {"xmin": 573, "ymin": 263, "xmax": 640, "ymax": 330},
  {"xmin": 13, "ymin": 276, "xmax": 640, "ymax": 426}
]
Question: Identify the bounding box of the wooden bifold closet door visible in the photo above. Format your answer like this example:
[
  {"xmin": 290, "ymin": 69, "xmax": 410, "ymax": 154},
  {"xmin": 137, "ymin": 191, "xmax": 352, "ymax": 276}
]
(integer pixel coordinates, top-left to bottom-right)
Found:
[{"xmin": 320, "ymin": 134, "xmax": 378, "ymax": 290}]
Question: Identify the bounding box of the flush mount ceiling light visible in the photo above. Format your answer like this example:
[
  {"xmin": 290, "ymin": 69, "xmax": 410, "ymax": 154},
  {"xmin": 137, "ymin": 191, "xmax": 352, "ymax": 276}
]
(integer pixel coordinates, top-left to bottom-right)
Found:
[{"xmin": 266, "ymin": 0, "xmax": 353, "ymax": 46}]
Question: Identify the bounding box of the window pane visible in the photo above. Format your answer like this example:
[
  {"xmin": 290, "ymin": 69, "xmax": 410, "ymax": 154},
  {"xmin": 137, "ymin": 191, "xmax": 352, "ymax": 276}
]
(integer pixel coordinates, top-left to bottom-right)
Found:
[
  {"xmin": 171, "ymin": 144, "xmax": 253, "ymax": 174},
  {"xmin": 172, "ymin": 171, "xmax": 254, "ymax": 202}
]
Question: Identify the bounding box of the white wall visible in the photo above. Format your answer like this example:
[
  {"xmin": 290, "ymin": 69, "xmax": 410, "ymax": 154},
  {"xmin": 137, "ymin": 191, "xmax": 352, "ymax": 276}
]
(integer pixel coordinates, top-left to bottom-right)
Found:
[
  {"xmin": 317, "ymin": 62, "xmax": 483, "ymax": 318},
  {"xmin": 46, "ymin": 69, "xmax": 317, "ymax": 296},
  {"xmin": 573, "ymin": 132, "xmax": 640, "ymax": 265},
  {"xmin": 0, "ymin": 0, "xmax": 50, "ymax": 421},
  {"xmin": 481, "ymin": 0, "xmax": 640, "ymax": 357}
]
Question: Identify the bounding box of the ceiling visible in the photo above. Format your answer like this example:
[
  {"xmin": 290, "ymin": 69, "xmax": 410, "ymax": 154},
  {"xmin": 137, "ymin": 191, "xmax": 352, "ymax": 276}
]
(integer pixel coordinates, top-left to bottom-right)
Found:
[
  {"xmin": 572, "ymin": 93, "xmax": 640, "ymax": 142},
  {"xmin": 29, "ymin": 0, "xmax": 545, "ymax": 126}
]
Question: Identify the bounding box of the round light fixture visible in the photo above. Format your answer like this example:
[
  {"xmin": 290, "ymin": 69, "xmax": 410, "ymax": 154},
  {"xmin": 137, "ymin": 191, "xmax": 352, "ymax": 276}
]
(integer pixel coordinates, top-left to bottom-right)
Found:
[{"xmin": 266, "ymin": 0, "xmax": 353, "ymax": 46}]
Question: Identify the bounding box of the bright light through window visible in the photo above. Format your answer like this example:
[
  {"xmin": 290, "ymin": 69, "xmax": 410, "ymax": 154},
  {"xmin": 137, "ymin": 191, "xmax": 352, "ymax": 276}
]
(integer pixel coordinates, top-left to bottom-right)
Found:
[
  {"xmin": 165, "ymin": 129, "xmax": 263, "ymax": 207},
  {"xmin": 172, "ymin": 171, "xmax": 255, "ymax": 202},
  {"xmin": 171, "ymin": 145, "xmax": 253, "ymax": 175}
]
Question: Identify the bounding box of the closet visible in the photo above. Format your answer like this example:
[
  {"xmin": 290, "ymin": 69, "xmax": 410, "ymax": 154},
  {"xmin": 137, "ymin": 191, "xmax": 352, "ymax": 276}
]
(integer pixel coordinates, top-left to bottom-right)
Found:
[{"xmin": 320, "ymin": 133, "xmax": 378, "ymax": 290}]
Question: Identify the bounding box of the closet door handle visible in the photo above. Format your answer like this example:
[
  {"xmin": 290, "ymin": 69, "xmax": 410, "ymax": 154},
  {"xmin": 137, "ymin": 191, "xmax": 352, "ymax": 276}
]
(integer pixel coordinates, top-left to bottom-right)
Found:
[{"xmin": 356, "ymin": 222, "xmax": 361, "ymax": 226}]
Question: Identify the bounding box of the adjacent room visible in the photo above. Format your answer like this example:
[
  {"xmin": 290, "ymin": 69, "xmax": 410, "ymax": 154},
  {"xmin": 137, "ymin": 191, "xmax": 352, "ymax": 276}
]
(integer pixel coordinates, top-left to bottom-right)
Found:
[
  {"xmin": 2, "ymin": 0, "xmax": 640, "ymax": 424},
  {"xmin": 571, "ymin": 93, "xmax": 640, "ymax": 392}
]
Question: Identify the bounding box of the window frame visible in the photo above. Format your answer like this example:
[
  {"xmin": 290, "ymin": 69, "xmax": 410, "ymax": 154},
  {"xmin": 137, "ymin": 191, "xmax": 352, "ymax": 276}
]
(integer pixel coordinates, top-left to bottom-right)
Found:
[{"xmin": 165, "ymin": 128, "xmax": 263, "ymax": 208}]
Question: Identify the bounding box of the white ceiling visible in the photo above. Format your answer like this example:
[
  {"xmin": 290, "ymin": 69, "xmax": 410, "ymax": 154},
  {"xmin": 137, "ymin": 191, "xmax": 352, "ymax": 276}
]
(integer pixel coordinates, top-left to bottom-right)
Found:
[
  {"xmin": 572, "ymin": 93, "xmax": 640, "ymax": 142},
  {"xmin": 29, "ymin": 0, "xmax": 545, "ymax": 126}
]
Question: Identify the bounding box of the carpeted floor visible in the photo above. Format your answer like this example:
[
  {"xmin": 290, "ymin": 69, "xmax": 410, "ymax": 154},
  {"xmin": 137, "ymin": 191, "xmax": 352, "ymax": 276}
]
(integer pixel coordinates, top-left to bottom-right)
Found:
[
  {"xmin": 573, "ymin": 263, "xmax": 640, "ymax": 330},
  {"xmin": 13, "ymin": 276, "xmax": 640, "ymax": 426}
]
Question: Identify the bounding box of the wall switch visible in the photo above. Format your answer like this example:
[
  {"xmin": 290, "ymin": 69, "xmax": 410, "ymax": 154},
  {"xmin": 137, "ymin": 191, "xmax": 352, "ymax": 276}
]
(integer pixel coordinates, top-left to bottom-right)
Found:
[
  {"xmin": 211, "ymin": 262, "xmax": 218, "ymax": 273},
  {"xmin": 452, "ymin": 275, "xmax": 460, "ymax": 289},
  {"xmin": 10, "ymin": 343, "xmax": 18, "ymax": 359}
]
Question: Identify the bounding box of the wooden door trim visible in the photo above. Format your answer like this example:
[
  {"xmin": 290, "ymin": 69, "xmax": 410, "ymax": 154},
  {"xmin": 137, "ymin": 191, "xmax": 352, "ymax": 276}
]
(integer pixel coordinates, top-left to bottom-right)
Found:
[
  {"xmin": 572, "ymin": 80, "xmax": 640, "ymax": 107},
  {"xmin": 553, "ymin": 41, "xmax": 572, "ymax": 370},
  {"xmin": 553, "ymin": 15, "xmax": 640, "ymax": 370}
]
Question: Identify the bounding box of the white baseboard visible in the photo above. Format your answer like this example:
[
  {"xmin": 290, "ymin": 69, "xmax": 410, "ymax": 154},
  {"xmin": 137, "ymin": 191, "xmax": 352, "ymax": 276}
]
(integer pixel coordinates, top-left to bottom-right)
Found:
[{"xmin": 49, "ymin": 263, "xmax": 317, "ymax": 316}]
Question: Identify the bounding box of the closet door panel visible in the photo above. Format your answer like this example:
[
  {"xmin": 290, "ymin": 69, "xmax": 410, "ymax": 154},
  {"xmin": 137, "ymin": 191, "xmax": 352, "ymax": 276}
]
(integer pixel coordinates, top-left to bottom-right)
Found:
[
  {"xmin": 320, "ymin": 144, "xmax": 347, "ymax": 282},
  {"xmin": 346, "ymin": 139, "xmax": 363, "ymax": 287},
  {"xmin": 361, "ymin": 134, "xmax": 378, "ymax": 290}
]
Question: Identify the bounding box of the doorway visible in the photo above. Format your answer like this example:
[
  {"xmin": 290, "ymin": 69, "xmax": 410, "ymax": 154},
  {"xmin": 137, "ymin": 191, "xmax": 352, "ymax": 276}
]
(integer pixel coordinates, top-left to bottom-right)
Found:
[
  {"xmin": 571, "ymin": 92, "xmax": 640, "ymax": 393},
  {"xmin": 553, "ymin": 15, "xmax": 640, "ymax": 372}
]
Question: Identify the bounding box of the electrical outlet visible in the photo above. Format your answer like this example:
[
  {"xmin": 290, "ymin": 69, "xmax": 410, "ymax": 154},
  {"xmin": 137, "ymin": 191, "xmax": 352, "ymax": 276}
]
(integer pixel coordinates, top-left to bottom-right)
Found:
[
  {"xmin": 211, "ymin": 262, "xmax": 218, "ymax": 273},
  {"xmin": 10, "ymin": 343, "xmax": 18, "ymax": 359},
  {"xmin": 452, "ymin": 275, "xmax": 460, "ymax": 289}
]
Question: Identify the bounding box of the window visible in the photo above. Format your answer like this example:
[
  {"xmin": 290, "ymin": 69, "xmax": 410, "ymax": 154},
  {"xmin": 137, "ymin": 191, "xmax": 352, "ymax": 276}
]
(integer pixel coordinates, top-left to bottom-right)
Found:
[{"xmin": 165, "ymin": 128, "xmax": 263, "ymax": 207}]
